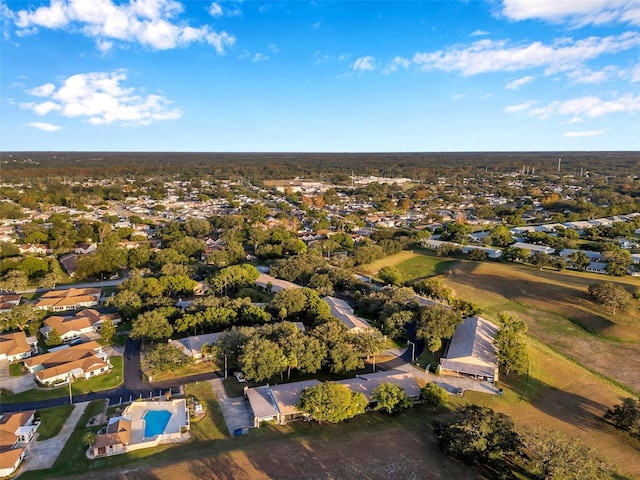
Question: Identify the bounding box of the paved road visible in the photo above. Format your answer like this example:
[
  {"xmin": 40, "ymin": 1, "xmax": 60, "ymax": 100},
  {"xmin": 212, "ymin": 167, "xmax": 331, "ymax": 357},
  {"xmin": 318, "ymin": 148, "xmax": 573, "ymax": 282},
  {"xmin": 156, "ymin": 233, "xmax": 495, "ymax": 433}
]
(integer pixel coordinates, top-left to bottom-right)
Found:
[
  {"xmin": 209, "ymin": 378, "xmax": 252, "ymax": 434},
  {"xmin": 16, "ymin": 277, "xmax": 126, "ymax": 295}
]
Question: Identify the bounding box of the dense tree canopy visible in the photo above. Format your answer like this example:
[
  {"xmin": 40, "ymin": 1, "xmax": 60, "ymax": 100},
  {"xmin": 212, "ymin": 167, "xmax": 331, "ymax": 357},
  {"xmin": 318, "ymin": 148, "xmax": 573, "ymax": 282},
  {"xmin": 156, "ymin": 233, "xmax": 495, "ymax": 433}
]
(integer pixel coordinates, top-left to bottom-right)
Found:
[{"xmin": 297, "ymin": 382, "xmax": 367, "ymax": 424}]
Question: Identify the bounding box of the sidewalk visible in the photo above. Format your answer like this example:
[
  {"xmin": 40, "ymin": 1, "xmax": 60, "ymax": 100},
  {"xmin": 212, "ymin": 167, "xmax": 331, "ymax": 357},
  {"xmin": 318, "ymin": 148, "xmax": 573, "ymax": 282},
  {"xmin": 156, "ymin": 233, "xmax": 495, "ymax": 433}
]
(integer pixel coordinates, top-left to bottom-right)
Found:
[{"xmin": 22, "ymin": 401, "xmax": 90, "ymax": 472}]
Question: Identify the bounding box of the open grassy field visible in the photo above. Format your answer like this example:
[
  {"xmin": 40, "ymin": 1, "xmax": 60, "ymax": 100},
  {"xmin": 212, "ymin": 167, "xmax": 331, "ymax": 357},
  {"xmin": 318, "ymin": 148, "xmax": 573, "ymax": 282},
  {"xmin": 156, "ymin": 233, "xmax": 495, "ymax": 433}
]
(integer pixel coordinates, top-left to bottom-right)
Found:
[
  {"xmin": 360, "ymin": 250, "xmax": 455, "ymax": 281},
  {"xmin": 441, "ymin": 259, "xmax": 640, "ymax": 394}
]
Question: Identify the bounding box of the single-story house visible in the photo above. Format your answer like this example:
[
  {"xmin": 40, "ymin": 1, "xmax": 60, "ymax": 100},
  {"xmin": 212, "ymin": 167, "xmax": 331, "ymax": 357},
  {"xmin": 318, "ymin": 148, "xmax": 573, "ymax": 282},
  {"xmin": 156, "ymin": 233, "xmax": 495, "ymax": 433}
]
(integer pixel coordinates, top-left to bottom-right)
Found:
[
  {"xmin": 0, "ymin": 331, "xmax": 38, "ymax": 362},
  {"xmin": 245, "ymin": 370, "xmax": 420, "ymax": 428},
  {"xmin": 39, "ymin": 309, "xmax": 120, "ymax": 343},
  {"xmin": 59, "ymin": 253, "xmax": 79, "ymax": 277},
  {"xmin": 254, "ymin": 273, "xmax": 301, "ymax": 293},
  {"xmin": 74, "ymin": 243, "xmax": 97, "ymax": 255},
  {"xmin": 439, "ymin": 316, "xmax": 499, "ymax": 384},
  {"xmin": 92, "ymin": 417, "xmax": 131, "ymax": 457},
  {"xmin": 169, "ymin": 332, "xmax": 221, "ymax": 360},
  {"xmin": 461, "ymin": 245, "xmax": 503, "ymax": 259},
  {"xmin": 558, "ymin": 249, "xmax": 603, "ymax": 261},
  {"xmin": 17, "ymin": 244, "xmax": 51, "ymax": 256},
  {"xmin": 35, "ymin": 288, "xmax": 101, "ymax": 312},
  {"xmin": 511, "ymin": 242, "xmax": 555, "ymax": 255},
  {"xmin": 0, "ymin": 410, "xmax": 40, "ymax": 478},
  {"xmin": 24, "ymin": 341, "xmax": 110, "ymax": 386},
  {"xmin": 322, "ymin": 296, "xmax": 371, "ymax": 331},
  {"xmin": 0, "ymin": 294, "xmax": 21, "ymax": 314},
  {"xmin": 337, "ymin": 370, "xmax": 421, "ymax": 402},
  {"xmin": 586, "ymin": 262, "xmax": 608, "ymax": 274}
]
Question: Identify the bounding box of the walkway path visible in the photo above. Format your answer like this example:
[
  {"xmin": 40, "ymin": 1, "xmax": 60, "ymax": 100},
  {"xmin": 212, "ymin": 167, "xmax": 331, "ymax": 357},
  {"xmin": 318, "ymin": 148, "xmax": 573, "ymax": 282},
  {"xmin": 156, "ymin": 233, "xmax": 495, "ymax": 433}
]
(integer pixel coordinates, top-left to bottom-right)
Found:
[
  {"xmin": 22, "ymin": 401, "xmax": 90, "ymax": 472},
  {"xmin": 209, "ymin": 378, "xmax": 252, "ymax": 435}
]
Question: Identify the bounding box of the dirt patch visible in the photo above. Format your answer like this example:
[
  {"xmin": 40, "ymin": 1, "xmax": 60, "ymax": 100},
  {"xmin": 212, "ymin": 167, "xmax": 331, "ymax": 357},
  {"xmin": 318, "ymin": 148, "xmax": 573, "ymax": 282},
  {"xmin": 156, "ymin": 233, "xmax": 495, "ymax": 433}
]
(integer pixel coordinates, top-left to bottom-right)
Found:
[{"xmin": 55, "ymin": 412, "xmax": 483, "ymax": 480}]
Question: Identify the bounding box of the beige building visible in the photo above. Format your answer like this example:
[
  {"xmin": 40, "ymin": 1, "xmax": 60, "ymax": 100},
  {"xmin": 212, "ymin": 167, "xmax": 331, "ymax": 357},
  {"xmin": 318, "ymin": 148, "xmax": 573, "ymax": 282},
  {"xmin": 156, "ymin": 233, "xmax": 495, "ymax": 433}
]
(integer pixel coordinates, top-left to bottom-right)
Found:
[
  {"xmin": 0, "ymin": 410, "xmax": 40, "ymax": 478},
  {"xmin": 35, "ymin": 288, "xmax": 101, "ymax": 312},
  {"xmin": 439, "ymin": 316, "xmax": 499, "ymax": 384},
  {"xmin": 0, "ymin": 331, "xmax": 38, "ymax": 362},
  {"xmin": 40, "ymin": 309, "xmax": 120, "ymax": 343},
  {"xmin": 24, "ymin": 341, "xmax": 111, "ymax": 386}
]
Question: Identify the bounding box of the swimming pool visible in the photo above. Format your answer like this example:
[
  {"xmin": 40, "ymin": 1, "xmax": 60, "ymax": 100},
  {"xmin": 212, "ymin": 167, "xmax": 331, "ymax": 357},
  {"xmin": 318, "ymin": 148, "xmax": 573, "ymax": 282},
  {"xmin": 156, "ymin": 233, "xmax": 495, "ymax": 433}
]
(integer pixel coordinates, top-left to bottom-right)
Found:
[{"xmin": 143, "ymin": 410, "xmax": 172, "ymax": 438}]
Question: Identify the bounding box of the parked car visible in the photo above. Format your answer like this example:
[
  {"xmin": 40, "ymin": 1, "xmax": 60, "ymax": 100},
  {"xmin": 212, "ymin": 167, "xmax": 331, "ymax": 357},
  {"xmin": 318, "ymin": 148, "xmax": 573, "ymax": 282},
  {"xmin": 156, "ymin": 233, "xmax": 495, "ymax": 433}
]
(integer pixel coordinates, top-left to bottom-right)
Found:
[{"xmin": 69, "ymin": 338, "xmax": 83, "ymax": 346}]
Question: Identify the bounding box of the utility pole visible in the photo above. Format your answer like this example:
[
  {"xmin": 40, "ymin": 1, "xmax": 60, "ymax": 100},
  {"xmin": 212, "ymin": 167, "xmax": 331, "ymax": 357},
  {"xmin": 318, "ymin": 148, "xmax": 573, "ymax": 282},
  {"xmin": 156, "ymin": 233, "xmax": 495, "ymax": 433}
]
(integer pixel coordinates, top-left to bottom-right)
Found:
[{"xmin": 68, "ymin": 373, "xmax": 73, "ymax": 405}]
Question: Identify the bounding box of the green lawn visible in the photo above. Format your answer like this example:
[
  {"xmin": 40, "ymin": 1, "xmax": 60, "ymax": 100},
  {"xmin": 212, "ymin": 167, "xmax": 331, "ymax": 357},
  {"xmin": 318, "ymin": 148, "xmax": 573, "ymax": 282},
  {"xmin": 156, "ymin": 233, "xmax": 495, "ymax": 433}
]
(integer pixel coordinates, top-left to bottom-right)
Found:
[
  {"xmin": 148, "ymin": 360, "xmax": 217, "ymax": 382},
  {"xmin": 0, "ymin": 357, "xmax": 123, "ymax": 404},
  {"xmin": 185, "ymin": 382, "xmax": 228, "ymax": 440},
  {"xmin": 36, "ymin": 405, "xmax": 75, "ymax": 440},
  {"xmin": 9, "ymin": 362, "xmax": 24, "ymax": 377},
  {"xmin": 360, "ymin": 250, "xmax": 456, "ymax": 282}
]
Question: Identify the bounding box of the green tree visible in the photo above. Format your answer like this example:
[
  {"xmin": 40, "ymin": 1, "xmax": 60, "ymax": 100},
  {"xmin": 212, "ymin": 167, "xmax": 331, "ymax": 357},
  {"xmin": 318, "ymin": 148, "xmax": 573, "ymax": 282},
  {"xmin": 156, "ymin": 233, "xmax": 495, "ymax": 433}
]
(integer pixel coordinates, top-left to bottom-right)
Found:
[
  {"xmin": 297, "ymin": 382, "xmax": 367, "ymax": 424},
  {"xmin": 107, "ymin": 290, "xmax": 143, "ymax": 320},
  {"xmin": 83, "ymin": 431, "xmax": 97, "ymax": 447},
  {"xmin": 420, "ymin": 383, "xmax": 448, "ymax": 409},
  {"xmin": 522, "ymin": 430, "xmax": 612, "ymax": 480},
  {"xmin": 604, "ymin": 397, "xmax": 640, "ymax": 434},
  {"xmin": 46, "ymin": 328, "xmax": 63, "ymax": 347},
  {"xmin": 145, "ymin": 343, "xmax": 193, "ymax": 372},
  {"xmin": 416, "ymin": 305, "xmax": 462, "ymax": 344},
  {"xmin": 436, "ymin": 405, "xmax": 521, "ymax": 465},
  {"xmin": 239, "ymin": 336, "xmax": 288, "ymax": 382},
  {"xmin": 130, "ymin": 309, "xmax": 173, "ymax": 343},
  {"xmin": 378, "ymin": 266, "xmax": 403, "ymax": 286},
  {"xmin": 588, "ymin": 281, "xmax": 633, "ymax": 314},
  {"xmin": 495, "ymin": 313, "xmax": 528, "ymax": 376},
  {"xmin": 488, "ymin": 225, "xmax": 513, "ymax": 247},
  {"xmin": 371, "ymin": 382, "xmax": 413, "ymax": 415},
  {"xmin": 569, "ymin": 251, "xmax": 590, "ymax": 271},
  {"xmin": 1, "ymin": 269, "xmax": 28, "ymax": 291},
  {"xmin": 39, "ymin": 271, "xmax": 61, "ymax": 289},
  {"xmin": 100, "ymin": 318, "xmax": 116, "ymax": 344}
]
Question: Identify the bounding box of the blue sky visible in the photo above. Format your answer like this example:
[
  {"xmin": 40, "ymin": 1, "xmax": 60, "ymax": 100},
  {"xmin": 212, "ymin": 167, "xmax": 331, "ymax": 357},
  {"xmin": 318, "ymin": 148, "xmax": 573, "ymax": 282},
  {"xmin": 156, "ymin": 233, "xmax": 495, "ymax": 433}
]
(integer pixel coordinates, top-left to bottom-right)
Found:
[{"xmin": 2, "ymin": 0, "xmax": 640, "ymax": 152}]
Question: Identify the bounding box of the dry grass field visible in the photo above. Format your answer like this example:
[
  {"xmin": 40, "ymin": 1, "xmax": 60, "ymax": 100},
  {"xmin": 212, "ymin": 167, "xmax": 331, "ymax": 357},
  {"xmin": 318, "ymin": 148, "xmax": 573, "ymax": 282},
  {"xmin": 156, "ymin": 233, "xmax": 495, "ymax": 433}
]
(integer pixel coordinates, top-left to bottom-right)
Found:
[{"xmin": 443, "ymin": 260, "xmax": 640, "ymax": 394}]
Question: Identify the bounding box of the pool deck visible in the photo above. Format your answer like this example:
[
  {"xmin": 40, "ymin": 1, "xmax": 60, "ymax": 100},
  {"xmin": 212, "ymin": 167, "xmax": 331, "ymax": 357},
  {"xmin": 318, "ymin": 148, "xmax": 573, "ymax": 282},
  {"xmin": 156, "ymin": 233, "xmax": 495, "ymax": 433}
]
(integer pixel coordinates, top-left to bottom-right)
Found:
[{"xmin": 124, "ymin": 399, "xmax": 188, "ymax": 445}]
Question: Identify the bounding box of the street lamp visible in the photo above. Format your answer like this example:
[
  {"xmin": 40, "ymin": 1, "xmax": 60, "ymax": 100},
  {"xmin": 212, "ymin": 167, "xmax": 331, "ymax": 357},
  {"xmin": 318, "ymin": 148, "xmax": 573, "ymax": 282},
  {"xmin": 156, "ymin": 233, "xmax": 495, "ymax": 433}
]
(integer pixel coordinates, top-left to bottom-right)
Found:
[
  {"xmin": 68, "ymin": 373, "xmax": 73, "ymax": 405},
  {"xmin": 224, "ymin": 353, "xmax": 228, "ymax": 379},
  {"xmin": 407, "ymin": 340, "xmax": 416, "ymax": 364}
]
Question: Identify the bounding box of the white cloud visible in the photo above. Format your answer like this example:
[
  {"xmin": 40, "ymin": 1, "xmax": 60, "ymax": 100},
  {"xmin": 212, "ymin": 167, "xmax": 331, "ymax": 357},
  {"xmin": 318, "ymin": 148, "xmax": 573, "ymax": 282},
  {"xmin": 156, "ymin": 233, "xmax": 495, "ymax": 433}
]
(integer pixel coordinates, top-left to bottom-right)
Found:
[
  {"xmin": 631, "ymin": 64, "xmax": 640, "ymax": 82},
  {"xmin": 507, "ymin": 93, "xmax": 640, "ymax": 122},
  {"xmin": 11, "ymin": 0, "xmax": 235, "ymax": 52},
  {"xmin": 268, "ymin": 43, "xmax": 278, "ymax": 53},
  {"xmin": 563, "ymin": 130, "xmax": 605, "ymax": 138},
  {"xmin": 313, "ymin": 51, "xmax": 349, "ymax": 64},
  {"xmin": 353, "ymin": 56, "xmax": 375, "ymax": 71},
  {"xmin": 27, "ymin": 82, "xmax": 56, "ymax": 97},
  {"xmin": 505, "ymin": 75, "xmax": 534, "ymax": 89},
  {"xmin": 412, "ymin": 32, "xmax": 640, "ymax": 76},
  {"xmin": 311, "ymin": 21, "xmax": 321, "ymax": 30},
  {"xmin": 471, "ymin": 29, "xmax": 489, "ymax": 36},
  {"xmin": 29, "ymin": 121, "xmax": 62, "ymax": 132},
  {"xmin": 21, "ymin": 71, "xmax": 181, "ymax": 126},
  {"xmin": 383, "ymin": 56, "xmax": 410, "ymax": 75},
  {"xmin": 504, "ymin": 100, "xmax": 537, "ymax": 113},
  {"xmin": 566, "ymin": 66, "xmax": 616, "ymax": 84},
  {"xmin": 501, "ymin": 0, "xmax": 640, "ymax": 26},
  {"xmin": 251, "ymin": 53, "xmax": 269, "ymax": 62},
  {"xmin": 208, "ymin": 2, "xmax": 223, "ymax": 17}
]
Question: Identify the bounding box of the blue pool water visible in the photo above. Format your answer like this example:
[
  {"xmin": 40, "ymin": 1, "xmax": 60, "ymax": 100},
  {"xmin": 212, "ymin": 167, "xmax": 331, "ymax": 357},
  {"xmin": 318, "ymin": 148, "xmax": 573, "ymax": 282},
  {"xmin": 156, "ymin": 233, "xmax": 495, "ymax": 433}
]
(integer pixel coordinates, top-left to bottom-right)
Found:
[{"xmin": 143, "ymin": 410, "xmax": 172, "ymax": 438}]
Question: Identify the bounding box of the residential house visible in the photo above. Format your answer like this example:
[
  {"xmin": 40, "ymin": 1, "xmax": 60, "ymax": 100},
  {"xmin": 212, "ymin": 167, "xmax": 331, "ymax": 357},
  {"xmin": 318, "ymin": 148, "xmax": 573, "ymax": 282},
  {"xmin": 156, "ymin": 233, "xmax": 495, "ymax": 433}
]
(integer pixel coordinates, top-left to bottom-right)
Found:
[
  {"xmin": 92, "ymin": 417, "xmax": 131, "ymax": 457},
  {"xmin": 322, "ymin": 296, "xmax": 371, "ymax": 331},
  {"xmin": 40, "ymin": 309, "xmax": 120, "ymax": 343},
  {"xmin": 0, "ymin": 410, "xmax": 40, "ymax": 478},
  {"xmin": 17, "ymin": 244, "xmax": 50, "ymax": 256},
  {"xmin": 439, "ymin": 316, "xmax": 499, "ymax": 384},
  {"xmin": 510, "ymin": 242, "xmax": 555, "ymax": 255},
  {"xmin": 586, "ymin": 262, "xmax": 608, "ymax": 274},
  {"xmin": 254, "ymin": 273, "xmax": 301, "ymax": 293},
  {"xmin": 169, "ymin": 333, "xmax": 221, "ymax": 361},
  {"xmin": 0, "ymin": 331, "xmax": 38, "ymax": 362},
  {"xmin": 35, "ymin": 288, "xmax": 101, "ymax": 312},
  {"xmin": 24, "ymin": 341, "xmax": 111, "ymax": 386},
  {"xmin": 461, "ymin": 245, "xmax": 503, "ymax": 259},
  {"xmin": 246, "ymin": 370, "xmax": 419, "ymax": 428},
  {"xmin": 0, "ymin": 294, "xmax": 21, "ymax": 314},
  {"xmin": 59, "ymin": 253, "xmax": 79, "ymax": 277},
  {"xmin": 74, "ymin": 243, "xmax": 97, "ymax": 255}
]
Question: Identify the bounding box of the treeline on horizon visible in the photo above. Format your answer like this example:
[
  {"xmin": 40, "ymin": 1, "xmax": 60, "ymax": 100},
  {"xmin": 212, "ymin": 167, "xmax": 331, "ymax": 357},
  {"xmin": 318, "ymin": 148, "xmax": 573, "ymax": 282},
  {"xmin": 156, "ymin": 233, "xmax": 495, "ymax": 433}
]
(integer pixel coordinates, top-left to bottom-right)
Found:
[{"xmin": 1, "ymin": 151, "xmax": 639, "ymax": 182}]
